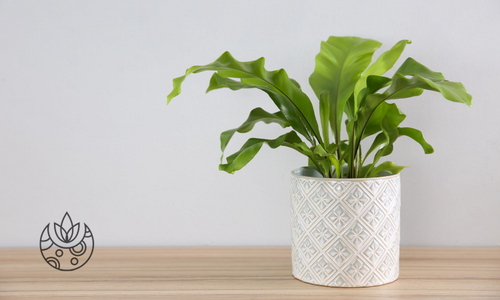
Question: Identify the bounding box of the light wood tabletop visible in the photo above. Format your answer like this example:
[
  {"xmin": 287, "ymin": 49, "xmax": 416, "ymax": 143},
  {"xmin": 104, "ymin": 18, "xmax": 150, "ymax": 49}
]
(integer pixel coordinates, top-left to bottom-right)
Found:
[{"xmin": 1, "ymin": 247, "xmax": 499, "ymax": 299}]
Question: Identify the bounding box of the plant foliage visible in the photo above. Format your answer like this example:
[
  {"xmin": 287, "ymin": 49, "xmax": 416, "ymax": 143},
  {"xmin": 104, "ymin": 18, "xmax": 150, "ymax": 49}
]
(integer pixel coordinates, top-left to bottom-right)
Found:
[{"xmin": 167, "ymin": 36, "xmax": 472, "ymax": 178}]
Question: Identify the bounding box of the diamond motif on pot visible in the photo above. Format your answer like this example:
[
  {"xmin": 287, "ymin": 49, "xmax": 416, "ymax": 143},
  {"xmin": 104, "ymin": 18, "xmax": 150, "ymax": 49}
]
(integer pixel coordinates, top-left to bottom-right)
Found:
[
  {"xmin": 312, "ymin": 256, "xmax": 335, "ymax": 280},
  {"xmin": 362, "ymin": 180, "xmax": 383, "ymax": 195},
  {"xmin": 345, "ymin": 186, "xmax": 370, "ymax": 213},
  {"xmin": 378, "ymin": 219, "xmax": 395, "ymax": 245},
  {"xmin": 292, "ymin": 217, "xmax": 304, "ymax": 242},
  {"xmin": 299, "ymin": 203, "xmax": 318, "ymax": 228},
  {"xmin": 346, "ymin": 258, "xmax": 370, "ymax": 283},
  {"xmin": 390, "ymin": 204, "xmax": 399, "ymax": 223},
  {"xmin": 346, "ymin": 222, "xmax": 370, "ymax": 249},
  {"xmin": 293, "ymin": 252, "xmax": 305, "ymax": 273},
  {"xmin": 378, "ymin": 185, "xmax": 395, "ymax": 211},
  {"xmin": 390, "ymin": 239, "xmax": 400, "ymax": 260},
  {"xmin": 327, "ymin": 204, "xmax": 352, "ymax": 231},
  {"xmin": 311, "ymin": 221, "xmax": 335, "ymax": 248},
  {"xmin": 362, "ymin": 203, "xmax": 384, "ymax": 229},
  {"xmin": 327, "ymin": 240, "xmax": 352, "ymax": 266},
  {"xmin": 362, "ymin": 240, "xmax": 384, "ymax": 265},
  {"xmin": 291, "ymin": 181, "xmax": 305, "ymax": 208},
  {"xmin": 302, "ymin": 271, "xmax": 317, "ymax": 284},
  {"xmin": 377, "ymin": 254, "xmax": 395, "ymax": 279},
  {"xmin": 327, "ymin": 181, "xmax": 350, "ymax": 197},
  {"xmin": 329, "ymin": 274, "xmax": 350, "ymax": 287},
  {"xmin": 366, "ymin": 273, "xmax": 383, "ymax": 286},
  {"xmin": 300, "ymin": 179, "xmax": 316, "ymax": 194},
  {"xmin": 391, "ymin": 178, "xmax": 400, "ymax": 194},
  {"xmin": 311, "ymin": 185, "xmax": 334, "ymax": 211},
  {"xmin": 300, "ymin": 237, "xmax": 318, "ymax": 262}
]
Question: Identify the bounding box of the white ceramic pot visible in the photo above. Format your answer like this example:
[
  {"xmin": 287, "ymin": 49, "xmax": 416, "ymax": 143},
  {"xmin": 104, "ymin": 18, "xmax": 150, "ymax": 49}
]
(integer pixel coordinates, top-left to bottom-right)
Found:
[{"xmin": 290, "ymin": 167, "xmax": 401, "ymax": 287}]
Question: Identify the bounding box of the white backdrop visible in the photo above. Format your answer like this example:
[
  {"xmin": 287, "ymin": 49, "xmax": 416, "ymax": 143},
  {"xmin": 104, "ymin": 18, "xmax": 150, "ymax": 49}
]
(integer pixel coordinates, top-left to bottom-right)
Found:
[{"xmin": 1, "ymin": 0, "xmax": 499, "ymax": 247}]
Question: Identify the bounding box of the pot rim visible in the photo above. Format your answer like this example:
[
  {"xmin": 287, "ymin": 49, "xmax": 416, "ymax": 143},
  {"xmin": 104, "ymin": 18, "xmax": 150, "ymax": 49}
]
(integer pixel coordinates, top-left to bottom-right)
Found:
[{"xmin": 291, "ymin": 167, "xmax": 400, "ymax": 181}]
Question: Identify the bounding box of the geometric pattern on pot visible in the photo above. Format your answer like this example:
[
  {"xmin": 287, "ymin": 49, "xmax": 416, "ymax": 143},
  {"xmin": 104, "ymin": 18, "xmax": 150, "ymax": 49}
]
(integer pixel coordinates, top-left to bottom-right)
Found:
[{"xmin": 290, "ymin": 169, "xmax": 401, "ymax": 287}]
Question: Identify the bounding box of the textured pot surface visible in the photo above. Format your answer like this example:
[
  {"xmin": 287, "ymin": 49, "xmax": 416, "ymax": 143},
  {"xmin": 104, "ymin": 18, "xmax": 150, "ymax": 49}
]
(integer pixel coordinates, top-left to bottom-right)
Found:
[{"xmin": 290, "ymin": 168, "xmax": 401, "ymax": 287}]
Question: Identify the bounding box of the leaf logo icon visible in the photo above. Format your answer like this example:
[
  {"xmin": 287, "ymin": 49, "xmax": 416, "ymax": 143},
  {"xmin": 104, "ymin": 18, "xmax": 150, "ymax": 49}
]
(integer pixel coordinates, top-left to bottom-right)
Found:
[{"xmin": 54, "ymin": 212, "xmax": 80, "ymax": 243}]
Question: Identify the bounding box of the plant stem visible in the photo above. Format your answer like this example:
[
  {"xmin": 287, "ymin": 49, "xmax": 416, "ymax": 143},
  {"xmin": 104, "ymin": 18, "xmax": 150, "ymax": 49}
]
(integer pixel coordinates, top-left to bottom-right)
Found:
[
  {"xmin": 349, "ymin": 122, "xmax": 357, "ymax": 178},
  {"xmin": 333, "ymin": 108, "xmax": 342, "ymax": 178},
  {"xmin": 356, "ymin": 146, "xmax": 362, "ymax": 177}
]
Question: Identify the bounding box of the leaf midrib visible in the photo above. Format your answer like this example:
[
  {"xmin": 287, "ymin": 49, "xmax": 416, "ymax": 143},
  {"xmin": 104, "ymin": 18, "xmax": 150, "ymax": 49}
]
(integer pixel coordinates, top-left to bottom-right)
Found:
[{"xmin": 215, "ymin": 66, "xmax": 321, "ymax": 144}]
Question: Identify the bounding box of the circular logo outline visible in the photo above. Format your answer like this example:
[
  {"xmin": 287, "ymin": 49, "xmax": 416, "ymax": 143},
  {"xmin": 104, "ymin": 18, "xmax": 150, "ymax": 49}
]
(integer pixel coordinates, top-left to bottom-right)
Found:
[{"xmin": 39, "ymin": 212, "xmax": 94, "ymax": 271}]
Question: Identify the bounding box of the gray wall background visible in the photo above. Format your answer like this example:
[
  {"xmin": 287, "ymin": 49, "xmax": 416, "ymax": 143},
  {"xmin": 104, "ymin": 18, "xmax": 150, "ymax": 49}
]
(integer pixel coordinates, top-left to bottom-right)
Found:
[{"xmin": 1, "ymin": 0, "xmax": 499, "ymax": 248}]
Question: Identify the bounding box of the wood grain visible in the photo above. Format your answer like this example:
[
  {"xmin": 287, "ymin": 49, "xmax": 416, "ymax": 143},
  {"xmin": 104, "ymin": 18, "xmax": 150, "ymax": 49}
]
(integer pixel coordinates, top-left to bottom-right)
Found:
[{"xmin": 1, "ymin": 247, "xmax": 499, "ymax": 299}]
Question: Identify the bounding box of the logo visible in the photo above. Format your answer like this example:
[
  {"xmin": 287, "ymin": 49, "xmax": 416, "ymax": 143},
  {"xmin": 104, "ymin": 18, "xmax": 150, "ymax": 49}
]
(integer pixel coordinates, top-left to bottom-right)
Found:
[{"xmin": 39, "ymin": 212, "xmax": 94, "ymax": 271}]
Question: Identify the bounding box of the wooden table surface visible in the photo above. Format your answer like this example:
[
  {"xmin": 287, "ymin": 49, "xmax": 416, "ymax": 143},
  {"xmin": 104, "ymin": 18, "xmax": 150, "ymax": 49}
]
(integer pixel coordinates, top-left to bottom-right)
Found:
[{"xmin": 1, "ymin": 247, "xmax": 499, "ymax": 299}]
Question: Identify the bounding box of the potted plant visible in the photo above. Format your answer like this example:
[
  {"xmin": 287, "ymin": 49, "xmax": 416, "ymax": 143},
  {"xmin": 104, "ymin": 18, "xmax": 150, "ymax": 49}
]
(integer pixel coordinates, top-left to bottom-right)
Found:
[{"xmin": 166, "ymin": 36, "xmax": 472, "ymax": 287}]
